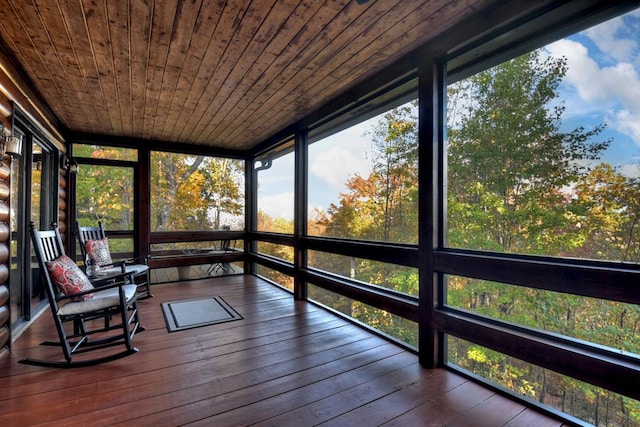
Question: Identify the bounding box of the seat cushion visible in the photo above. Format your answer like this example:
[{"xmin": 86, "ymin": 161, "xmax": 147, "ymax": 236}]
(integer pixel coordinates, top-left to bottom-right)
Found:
[
  {"xmin": 58, "ymin": 284, "xmax": 138, "ymax": 315},
  {"xmin": 45, "ymin": 255, "xmax": 94, "ymax": 301},
  {"xmin": 85, "ymin": 238, "xmax": 113, "ymax": 267}
]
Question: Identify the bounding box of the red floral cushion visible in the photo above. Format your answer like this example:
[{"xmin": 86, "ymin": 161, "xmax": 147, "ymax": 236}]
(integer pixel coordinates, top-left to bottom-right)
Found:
[
  {"xmin": 85, "ymin": 238, "xmax": 113, "ymax": 267},
  {"xmin": 45, "ymin": 255, "xmax": 94, "ymax": 301}
]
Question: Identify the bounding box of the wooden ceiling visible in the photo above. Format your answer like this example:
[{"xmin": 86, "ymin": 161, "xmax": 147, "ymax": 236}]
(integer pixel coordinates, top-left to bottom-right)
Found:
[{"xmin": 0, "ymin": 0, "xmax": 496, "ymax": 151}]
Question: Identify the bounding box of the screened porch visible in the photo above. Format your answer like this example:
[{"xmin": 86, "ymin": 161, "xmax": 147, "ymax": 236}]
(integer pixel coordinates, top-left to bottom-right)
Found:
[{"xmin": 0, "ymin": 1, "xmax": 639, "ymax": 426}]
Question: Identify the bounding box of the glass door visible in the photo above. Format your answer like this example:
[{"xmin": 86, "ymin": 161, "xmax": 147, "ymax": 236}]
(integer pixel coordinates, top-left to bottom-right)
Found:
[
  {"xmin": 10, "ymin": 129, "xmax": 56, "ymax": 330},
  {"xmin": 9, "ymin": 140, "xmax": 23, "ymax": 326},
  {"xmin": 29, "ymin": 142, "xmax": 53, "ymax": 313}
]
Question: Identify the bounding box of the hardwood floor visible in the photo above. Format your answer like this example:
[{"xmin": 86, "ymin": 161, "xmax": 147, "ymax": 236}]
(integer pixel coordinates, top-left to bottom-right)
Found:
[{"xmin": 0, "ymin": 275, "xmax": 567, "ymax": 426}]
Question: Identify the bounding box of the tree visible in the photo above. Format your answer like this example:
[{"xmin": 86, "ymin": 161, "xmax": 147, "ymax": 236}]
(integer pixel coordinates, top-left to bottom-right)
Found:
[
  {"xmin": 569, "ymin": 164, "xmax": 640, "ymax": 262},
  {"xmin": 150, "ymin": 152, "xmax": 245, "ymax": 231},
  {"xmin": 199, "ymin": 158, "xmax": 245, "ymax": 229},
  {"xmin": 367, "ymin": 102, "xmax": 419, "ymax": 242},
  {"xmin": 445, "ymin": 49, "xmax": 640, "ymax": 425},
  {"xmin": 447, "ymin": 50, "xmax": 610, "ymax": 254},
  {"xmin": 151, "ymin": 152, "xmax": 206, "ymax": 231},
  {"xmin": 316, "ymin": 102, "xmax": 419, "ymax": 244},
  {"xmin": 75, "ymin": 148, "xmax": 135, "ymax": 230},
  {"xmin": 307, "ymin": 103, "xmax": 421, "ymax": 344}
]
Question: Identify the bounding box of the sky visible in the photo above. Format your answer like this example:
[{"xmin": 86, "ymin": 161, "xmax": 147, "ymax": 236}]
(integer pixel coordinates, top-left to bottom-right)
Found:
[
  {"xmin": 546, "ymin": 8, "xmax": 640, "ymax": 175},
  {"xmin": 257, "ymin": 121, "xmax": 377, "ymax": 222},
  {"xmin": 258, "ymin": 6, "xmax": 640, "ymax": 222}
]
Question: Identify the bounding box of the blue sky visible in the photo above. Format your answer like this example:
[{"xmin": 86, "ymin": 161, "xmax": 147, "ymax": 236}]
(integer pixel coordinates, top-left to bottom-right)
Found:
[
  {"xmin": 257, "ymin": 120, "xmax": 377, "ymax": 222},
  {"xmin": 258, "ymin": 6, "xmax": 640, "ymax": 222},
  {"xmin": 546, "ymin": 8, "xmax": 640, "ymax": 176}
]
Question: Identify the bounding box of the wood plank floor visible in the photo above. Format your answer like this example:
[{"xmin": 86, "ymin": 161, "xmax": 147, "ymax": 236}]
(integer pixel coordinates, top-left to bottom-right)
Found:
[{"xmin": 0, "ymin": 275, "xmax": 567, "ymax": 426}]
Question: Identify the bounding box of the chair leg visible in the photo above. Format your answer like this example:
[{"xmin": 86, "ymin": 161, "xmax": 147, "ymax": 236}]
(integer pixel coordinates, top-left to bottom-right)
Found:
[
  {"xmin": 120, "ymin": 297, "xmax": 137, "ymax": 351},
  {"xmin": 138, "ymin": 271, "xmax": 153, "ymax": 299},
  {"xmin": 130, "ymin": 271, "xmax": 153, "ymax": 299},
  {"xmin": 144, "ymin": 271, "xmax": 153, "ymax": 298}
]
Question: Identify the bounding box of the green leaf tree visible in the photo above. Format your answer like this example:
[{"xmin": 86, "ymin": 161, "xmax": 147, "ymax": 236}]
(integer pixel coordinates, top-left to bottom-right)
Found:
[{"xmin": 447, "ymin": 50, "xmax": 610, "ymax": 254}]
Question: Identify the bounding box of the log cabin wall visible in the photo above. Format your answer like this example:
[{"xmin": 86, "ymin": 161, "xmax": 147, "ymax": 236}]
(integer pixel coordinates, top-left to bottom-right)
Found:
[
  {"xmin": 0, "ymin": 49, "xmax": 65, "ymax": 361},
  {"xmin": 0, "ymin": 154, "xmax": 9, "ymax": 361},
  {"xmin": 0, "ymin": 92, "xmax": 13, "ymax": 361}
]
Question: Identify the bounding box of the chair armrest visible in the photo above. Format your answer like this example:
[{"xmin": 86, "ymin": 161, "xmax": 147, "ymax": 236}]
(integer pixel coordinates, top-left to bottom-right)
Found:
[
  {"xmin": 123, "ymin": 255, "xmax": 150, "ymax": 265},
  {"xmin": 89, "ymin": 272, "xmax": 129, "ymax": 287},
  {"xmin": 97, "ymin": 260, "xmax": 127, "ymax": 273},
  {"xmin": 56, "ymin": 279, "xmax": 129, "ymax": 302}
]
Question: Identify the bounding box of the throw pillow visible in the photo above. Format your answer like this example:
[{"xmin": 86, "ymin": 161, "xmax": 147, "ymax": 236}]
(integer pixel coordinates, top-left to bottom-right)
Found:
[
  {"xmin": 45, "ymin": 254, "xmax": 94, "ymax": 301},
  {"xmin": 85, "ymin": 238, "xmax": 113, "ymax": 267}
]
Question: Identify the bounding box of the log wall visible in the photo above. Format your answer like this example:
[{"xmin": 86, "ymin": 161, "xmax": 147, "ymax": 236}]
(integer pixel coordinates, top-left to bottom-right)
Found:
[
  {"xmin": 0, "ymin": 85, "xmax": 12, "ymax": 359},
  {"xmin": 0, "ymin": 47, "xmax": 65, "ymax": 362},
  {"xmin": 0, "ymin": 155, "xmax": 10, "ymax": 360}
]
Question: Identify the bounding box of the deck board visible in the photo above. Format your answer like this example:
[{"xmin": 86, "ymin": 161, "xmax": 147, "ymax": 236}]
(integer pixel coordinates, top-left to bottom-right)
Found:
[{"xmin": 0, "ymin": 275, "xmax": 565, "ymax": 426}]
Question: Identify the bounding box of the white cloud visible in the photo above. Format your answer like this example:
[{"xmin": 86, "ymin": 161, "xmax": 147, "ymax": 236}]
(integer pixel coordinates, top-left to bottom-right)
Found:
[
  {"xmin": 547, "ymin": 40, "xmax": 607, "ymax": 103},
  {"xmin": 258, "ymin": 192, "xmax": 294, "ymax": 221},
  {"xmin": 546, "ymin": 38, "xmax": 640, "ymax": 145},
  {"xmin": 618, "ymin": 162, "xmax": 640, "ymax": 178},
  {"xmin": 308, "ymin": 121, "xmax": 375, "ymax": 202},
  {"xmin": 584, "ymin": 14, "xmax": 639, "ymax": 64},
  {"xmin": 612, "ymin": 109, "xmax": 640, "ymax": 146},
  {"xmin": 310, "ymin": 145, "xmax": 371, "ymax": 192}
]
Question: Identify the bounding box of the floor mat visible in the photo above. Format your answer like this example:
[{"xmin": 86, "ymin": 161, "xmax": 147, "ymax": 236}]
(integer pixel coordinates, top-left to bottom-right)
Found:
[{"xmin": 161, "ymin": 296, "xmax": 243, "ymax": 332}]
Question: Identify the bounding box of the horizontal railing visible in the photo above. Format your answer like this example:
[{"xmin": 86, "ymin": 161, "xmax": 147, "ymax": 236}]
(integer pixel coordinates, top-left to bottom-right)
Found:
[{"xmin": 249, "ymin": 232, "xmax": 640, "ymax": 403}]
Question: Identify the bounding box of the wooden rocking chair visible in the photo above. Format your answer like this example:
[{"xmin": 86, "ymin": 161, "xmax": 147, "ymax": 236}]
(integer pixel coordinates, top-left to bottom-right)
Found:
[
  {"xmin": 76, "ymin": 221, "xmax": 153, "ymax": 299},
  {"xmin": 23, "ymin": 222, "xmax": 143, "ymax": 368}
]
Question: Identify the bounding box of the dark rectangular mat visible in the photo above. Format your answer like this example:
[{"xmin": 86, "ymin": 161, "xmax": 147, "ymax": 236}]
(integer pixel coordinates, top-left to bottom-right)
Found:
[{"xmin": 161, "ymin": 296, "xmax": 243, "ymax": 332}]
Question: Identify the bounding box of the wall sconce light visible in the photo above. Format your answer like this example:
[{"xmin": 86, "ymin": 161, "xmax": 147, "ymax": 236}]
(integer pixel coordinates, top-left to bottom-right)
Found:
[
  {"xmin": 0, "ymin": 122, "xmax": 23, "ymax": 158},
  {"xmin": 5, "ymin": 134, "xmax": 22, "ymax": 157}
]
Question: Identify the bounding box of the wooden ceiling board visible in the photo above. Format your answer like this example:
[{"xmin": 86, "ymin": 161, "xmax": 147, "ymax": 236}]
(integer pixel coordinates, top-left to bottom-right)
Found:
[
  {"xmin": 58, "ymin": 1, "xmax": 110, "ymax": 135},
  {"xmin": 206, "ymin": 1, "xmax": 362, "ymax": 147},
  {"xmin": 193, "ymin": 0, "xmax": 325, "ymax": 146},
  {"xmin": 141, "ymin": 1, "xmax": 177, "ymax": 140},
  {"xmin": 161, "ymin": 0, "xmax": 252, "ymax": 144},
  {"xmin": 156, "ymin": 0, "xmax": 224, "ymax": 140},
  {"xmin": 0, "ymin": 2, "xmax": 74, "ymax": 120},
  {"xmin": 80, "ymin": 0, "xmax": 122, "ymax": 134},
  {"xmin": 152, "ymin": 0, "xmax": 216, "ymax": 139},
  {"xmin": 180, "ymin": 0, "xmax": 302, "ymax": 147},
  {"xmin": 221, "ymin": 0, "xmax": 484, "ymax": 147},
  {"xmin": 129, "ymin": 0, "xmax": 153, "ymax": 138},
  {"xmin": 173, "ymin": 0, "xmax": 268, "ymax": 146},
  {"xmin": 0, "ymin": 0, "xmax": 500, "ymax": 150},
  {"xmin": 219, "ymin": 0, "xmax": 415, "ymax": 145},
  {"xmin": 28, "ymin": 0, "xmax": 90, "ymax": 126},
  {"xmin": 193, "ymin": 0, "xmax": 347, "ymax": 149}
]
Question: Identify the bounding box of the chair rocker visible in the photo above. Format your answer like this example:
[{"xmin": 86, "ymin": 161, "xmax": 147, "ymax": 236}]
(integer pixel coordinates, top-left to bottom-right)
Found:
[
  {"xmin": 76, "ymin": 221, "xmax": 153, "ymax": 299},
  {"xmin": 23, "ymin": 222, "xmax": 143, "ymax": 368}
]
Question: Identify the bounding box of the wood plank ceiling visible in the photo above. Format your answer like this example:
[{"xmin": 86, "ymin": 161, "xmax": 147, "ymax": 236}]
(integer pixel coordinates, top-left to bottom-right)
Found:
[{"xmin": 0, "ymin": 0, "xmax": 495, "ymax": 151}]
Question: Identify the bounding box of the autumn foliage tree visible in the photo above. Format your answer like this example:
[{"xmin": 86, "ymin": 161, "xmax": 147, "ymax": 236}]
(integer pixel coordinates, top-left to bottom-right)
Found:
[
  {"xmin": 150, "ymin": 152, "xmax": 244, "ymax": 231},
  {"xmin": 320, "ymin": 102, "xmax": 419, "ymax": 244},
  {"xmin": 75, "ymin": 147, "xmax": 245, "ymax": 234}
]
